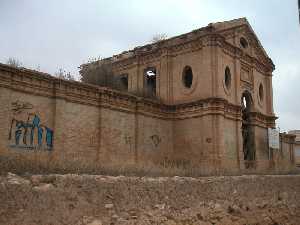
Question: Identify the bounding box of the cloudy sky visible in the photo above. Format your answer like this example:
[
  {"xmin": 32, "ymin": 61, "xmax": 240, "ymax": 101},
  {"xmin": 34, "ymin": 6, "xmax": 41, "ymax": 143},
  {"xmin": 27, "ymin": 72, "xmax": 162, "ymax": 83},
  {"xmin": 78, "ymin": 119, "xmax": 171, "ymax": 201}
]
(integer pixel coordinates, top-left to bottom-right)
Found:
[{"xmin": 0, "ymin": 0, "xmax": 299, "ymax": 131}]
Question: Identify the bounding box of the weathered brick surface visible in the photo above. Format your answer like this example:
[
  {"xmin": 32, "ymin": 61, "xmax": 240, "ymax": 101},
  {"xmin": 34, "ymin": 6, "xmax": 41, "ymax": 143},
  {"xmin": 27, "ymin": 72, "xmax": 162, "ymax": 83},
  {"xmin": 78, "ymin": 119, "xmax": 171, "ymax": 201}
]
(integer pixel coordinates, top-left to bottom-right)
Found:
[{"xmin": 0, "ymin": 18, "xmax": 296, "ymax": 174}]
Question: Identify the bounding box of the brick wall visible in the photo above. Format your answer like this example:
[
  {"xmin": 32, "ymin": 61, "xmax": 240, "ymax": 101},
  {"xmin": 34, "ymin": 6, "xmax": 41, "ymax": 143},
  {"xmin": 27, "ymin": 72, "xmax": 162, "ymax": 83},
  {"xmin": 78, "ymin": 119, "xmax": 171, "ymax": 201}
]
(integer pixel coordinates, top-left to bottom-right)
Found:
[{"xmin": 0, "ymin": 64, "xmax": 296, "ymax": 175}]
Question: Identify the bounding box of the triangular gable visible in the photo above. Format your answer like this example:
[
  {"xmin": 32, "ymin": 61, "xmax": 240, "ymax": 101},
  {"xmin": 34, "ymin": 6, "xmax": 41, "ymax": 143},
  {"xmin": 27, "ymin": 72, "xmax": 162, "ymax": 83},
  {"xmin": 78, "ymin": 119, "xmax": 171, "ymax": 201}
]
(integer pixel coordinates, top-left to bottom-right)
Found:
[{"xmin": 212, "ymin": 18, "xmax": 274, "ymax": 68}]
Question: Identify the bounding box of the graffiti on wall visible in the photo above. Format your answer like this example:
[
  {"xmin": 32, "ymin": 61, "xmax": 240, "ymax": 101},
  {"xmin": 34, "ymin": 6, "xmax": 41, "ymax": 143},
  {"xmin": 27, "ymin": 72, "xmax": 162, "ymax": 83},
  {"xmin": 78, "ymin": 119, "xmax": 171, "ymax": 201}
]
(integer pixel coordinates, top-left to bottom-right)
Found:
[
  {"xmin": 150, "ymin": 134, "xmax": 161, "ymax": 147},
  {"xmin": 11, "ymin": 100, "xmax": 33, "ymax": 113},
  {"xmin": 160, "ymin": 157, "xmax": 191, "ymax": 169},
  {"xmin": 8, "ymin": 101, "xmax": 54, "ymax": 151},
  {"xmin": 89, "ymin": 133, "xmax": 97, "ymax": 147}
]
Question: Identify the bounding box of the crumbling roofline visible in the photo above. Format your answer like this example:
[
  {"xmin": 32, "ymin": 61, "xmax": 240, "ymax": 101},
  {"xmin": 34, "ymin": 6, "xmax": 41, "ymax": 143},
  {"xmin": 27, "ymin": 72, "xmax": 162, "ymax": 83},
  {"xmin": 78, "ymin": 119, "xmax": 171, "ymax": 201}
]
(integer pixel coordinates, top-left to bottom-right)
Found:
[
  {"xmin": 80, "ymin": 17, "xmax": 274, "ymax": 72},
  {"xmin": 81, "ymin": 17, "xmax": 248, "ymax": 67},
  {"xmin": 80, "ymin": 23, "xmax": 216, "ymax": 68}
]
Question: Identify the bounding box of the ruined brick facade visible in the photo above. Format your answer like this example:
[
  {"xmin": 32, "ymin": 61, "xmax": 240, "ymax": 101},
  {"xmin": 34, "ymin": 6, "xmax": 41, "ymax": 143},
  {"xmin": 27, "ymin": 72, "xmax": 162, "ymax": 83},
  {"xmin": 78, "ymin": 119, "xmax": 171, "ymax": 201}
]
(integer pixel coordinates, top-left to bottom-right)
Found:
[
  {"xmin": 288, "ymin": 130, "xmax": 300, "ymax": 166},
  {"xmin": 0, "ymin": 18, "xmax": 296, "ymax": 174}
]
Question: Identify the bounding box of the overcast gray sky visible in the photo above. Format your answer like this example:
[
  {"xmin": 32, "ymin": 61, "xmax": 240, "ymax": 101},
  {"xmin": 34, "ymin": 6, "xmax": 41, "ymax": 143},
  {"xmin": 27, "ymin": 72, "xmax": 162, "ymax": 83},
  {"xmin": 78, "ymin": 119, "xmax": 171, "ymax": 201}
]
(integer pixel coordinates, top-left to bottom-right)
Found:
[{"xmin": 0, "ymin": 0, "xmax": 299, "ymax": 131}]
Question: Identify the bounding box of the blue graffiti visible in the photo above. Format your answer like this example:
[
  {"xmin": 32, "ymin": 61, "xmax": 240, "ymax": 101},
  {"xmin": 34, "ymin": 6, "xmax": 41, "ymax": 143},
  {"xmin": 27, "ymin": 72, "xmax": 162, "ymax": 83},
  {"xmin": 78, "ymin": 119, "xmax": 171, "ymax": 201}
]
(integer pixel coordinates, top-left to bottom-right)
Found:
[
  {"xmin": 38, "ymin": 127, "xmax": 44, "ymax": 146},
  {"xmin": 45, "ymin": 127, "xmax": 53, "ymax": 148},
  {"xmin": 9, "ymin": 114, "xmax": 54, "ymax": 151},
  {"xmin": 15, "ymin": 122, "xmax": 24, "ymax": 145}
]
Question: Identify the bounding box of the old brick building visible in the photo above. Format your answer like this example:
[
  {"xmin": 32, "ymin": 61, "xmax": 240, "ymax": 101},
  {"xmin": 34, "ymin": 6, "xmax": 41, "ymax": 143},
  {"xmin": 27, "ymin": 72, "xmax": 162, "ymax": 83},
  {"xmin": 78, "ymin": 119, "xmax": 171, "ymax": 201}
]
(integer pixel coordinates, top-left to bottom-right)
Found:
[
  {"xmin": 0, "ymin": 18, "xmax": 296, "ymax": 174},
  {"xmin": 288, "ymin": 130, "xmax": 300, "ymax": 166}
]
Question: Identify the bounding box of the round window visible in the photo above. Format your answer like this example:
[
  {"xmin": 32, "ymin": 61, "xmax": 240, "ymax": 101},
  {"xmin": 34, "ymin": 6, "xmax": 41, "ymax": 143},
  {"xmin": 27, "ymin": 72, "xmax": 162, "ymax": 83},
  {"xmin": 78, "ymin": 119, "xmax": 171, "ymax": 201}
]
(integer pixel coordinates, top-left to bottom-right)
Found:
[
  {"xmin": 182, "ymin": 66, "xmax": 193, "ymax": 88},
  {"xmin": 259, "ymin": 83, "xmax": 264, "ymax": 102},
  {"xmin": 240, "ymin": 37, "xmax": 248, "ymax": 49},
  {"xmin": 224, "ymin": 67, "xmax": 231, "ymax": 90}
]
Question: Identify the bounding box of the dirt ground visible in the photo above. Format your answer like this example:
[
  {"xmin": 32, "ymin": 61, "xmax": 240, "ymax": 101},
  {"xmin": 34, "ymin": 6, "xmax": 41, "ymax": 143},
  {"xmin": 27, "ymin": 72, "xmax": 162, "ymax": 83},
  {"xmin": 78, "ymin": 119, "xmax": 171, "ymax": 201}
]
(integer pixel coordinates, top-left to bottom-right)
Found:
[{"xmin": 0, "ymin": 173, "xmax": 299, "ymax": 225}]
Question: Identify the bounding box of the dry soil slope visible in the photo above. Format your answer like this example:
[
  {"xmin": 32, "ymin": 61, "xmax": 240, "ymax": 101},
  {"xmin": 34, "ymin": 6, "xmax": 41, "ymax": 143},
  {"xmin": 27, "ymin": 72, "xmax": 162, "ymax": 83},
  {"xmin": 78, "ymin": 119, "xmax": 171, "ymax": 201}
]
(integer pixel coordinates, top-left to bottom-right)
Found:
[{"xmin": 0, "ymin": 173, "xmax": 299, "ymax": 225}]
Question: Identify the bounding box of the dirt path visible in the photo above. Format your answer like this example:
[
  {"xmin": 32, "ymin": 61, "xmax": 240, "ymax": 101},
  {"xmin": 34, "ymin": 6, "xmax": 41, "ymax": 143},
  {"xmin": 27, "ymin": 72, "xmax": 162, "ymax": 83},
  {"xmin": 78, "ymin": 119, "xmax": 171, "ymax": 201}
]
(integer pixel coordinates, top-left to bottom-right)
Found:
[{"xmin": 0, "ymin": 173, "xmax": 299, "ymax": 225}]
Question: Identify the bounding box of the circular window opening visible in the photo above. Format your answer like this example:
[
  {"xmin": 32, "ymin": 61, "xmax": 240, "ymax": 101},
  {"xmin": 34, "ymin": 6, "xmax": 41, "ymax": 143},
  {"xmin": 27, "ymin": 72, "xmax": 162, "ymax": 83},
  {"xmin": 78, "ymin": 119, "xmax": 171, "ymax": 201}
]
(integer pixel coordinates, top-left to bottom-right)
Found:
[
  {"xmin": 224, "ymin": 67, "xmax": 231, "ymax": 90},
  {"xmin": 259, "ymin": 83, "xmax": 264, "ymax": 102},
  {"xmin": 182, "ymin": 66, "xmax": 193, "ymax": 88},
  {"xmin": 240, "ymin": 37, "xmax": 248, "ymax": 49}
]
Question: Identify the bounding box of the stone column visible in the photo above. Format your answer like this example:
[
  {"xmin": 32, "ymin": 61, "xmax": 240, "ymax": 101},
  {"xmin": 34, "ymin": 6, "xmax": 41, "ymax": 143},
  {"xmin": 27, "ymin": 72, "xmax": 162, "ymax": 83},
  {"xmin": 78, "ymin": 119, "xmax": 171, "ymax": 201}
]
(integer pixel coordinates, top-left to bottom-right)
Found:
[{"xmin": 235, "ymin": 57, "xmax": 243, "ymax": 170}]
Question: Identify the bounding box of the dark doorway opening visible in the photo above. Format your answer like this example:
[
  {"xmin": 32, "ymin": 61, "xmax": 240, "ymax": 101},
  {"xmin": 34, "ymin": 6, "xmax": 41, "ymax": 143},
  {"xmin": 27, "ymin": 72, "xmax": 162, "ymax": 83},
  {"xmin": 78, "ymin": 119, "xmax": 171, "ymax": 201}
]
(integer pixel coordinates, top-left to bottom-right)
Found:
[
  {"xmin": 144, "ymin": 67, "xmax": 156, "ymax": 97},
  {"xmin": 119, "ymin": 74, "xmax": 128, "ymax": 91},
  {"xmin": 114, "ymin": 74, "xmax": 128, "ymax": 91},
  {"xmin": 241, "ymin": 91, "xmax": 255, "ymax": 168}
]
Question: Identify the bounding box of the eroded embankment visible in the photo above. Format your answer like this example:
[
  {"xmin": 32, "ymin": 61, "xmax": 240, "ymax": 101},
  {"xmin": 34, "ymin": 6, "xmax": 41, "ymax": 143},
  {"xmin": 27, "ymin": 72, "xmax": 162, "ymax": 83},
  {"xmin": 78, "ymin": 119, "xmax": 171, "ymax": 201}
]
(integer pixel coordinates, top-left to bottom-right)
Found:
[{"xmin": 0, "ymin": 173, "xmax": 299, "ymax": 225}]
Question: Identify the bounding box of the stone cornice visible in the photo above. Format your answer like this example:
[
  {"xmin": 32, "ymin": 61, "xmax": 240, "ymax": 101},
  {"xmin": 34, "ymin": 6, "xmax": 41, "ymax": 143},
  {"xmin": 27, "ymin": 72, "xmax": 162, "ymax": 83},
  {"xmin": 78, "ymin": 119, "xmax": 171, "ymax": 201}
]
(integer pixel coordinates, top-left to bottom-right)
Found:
[
  {"xmin": 0, "ymin": 64, "xmax": 276, "ymax": 122},
  {"xmin": 246, "ymin": 111, "xmax": 278, "ymax": 128},
  {"xmin": 280, "ymin": 133, "xmax": 296, "ymax": 144}
]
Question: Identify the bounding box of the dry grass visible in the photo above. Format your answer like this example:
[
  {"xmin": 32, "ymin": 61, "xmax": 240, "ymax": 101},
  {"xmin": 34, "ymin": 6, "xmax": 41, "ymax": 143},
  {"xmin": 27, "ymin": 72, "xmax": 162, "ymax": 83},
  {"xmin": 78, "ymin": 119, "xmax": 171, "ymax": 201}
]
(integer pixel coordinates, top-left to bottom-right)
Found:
[{"xmin": 0, "ymin": 154, "xmax": 299, "ymax": 177}]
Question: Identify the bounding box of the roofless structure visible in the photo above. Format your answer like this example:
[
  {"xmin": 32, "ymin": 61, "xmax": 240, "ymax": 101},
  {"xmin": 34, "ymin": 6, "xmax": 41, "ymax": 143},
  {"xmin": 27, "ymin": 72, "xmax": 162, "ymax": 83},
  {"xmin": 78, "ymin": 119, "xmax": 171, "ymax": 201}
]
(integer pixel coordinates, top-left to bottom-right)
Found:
[{"xmin": 0, "ymin": 18, "xmax": 296, "ymax": 174}]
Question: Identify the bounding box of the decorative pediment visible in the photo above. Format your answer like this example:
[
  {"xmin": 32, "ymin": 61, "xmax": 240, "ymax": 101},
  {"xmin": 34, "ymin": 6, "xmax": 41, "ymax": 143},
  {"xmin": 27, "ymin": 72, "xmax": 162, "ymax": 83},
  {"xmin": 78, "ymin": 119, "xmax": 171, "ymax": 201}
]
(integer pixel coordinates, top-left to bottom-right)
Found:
[
  {"xmin": 240, "ymin": 26, "xmax": 273, "ymax": 69},
  {"xmin": 215, "ymin": 18, "xmax": 274, "ymax": 72}
]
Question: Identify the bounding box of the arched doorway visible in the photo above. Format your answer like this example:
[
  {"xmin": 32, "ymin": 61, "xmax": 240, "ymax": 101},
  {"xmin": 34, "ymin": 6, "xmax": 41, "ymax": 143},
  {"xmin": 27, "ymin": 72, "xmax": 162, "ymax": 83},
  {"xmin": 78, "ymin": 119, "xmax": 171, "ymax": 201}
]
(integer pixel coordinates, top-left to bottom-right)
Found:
[{"xmin": 241, "ymin": 91, "xmax": 255, "ymax": 167}]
